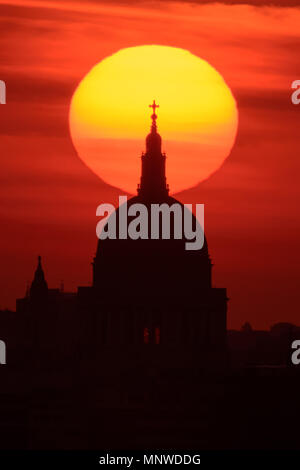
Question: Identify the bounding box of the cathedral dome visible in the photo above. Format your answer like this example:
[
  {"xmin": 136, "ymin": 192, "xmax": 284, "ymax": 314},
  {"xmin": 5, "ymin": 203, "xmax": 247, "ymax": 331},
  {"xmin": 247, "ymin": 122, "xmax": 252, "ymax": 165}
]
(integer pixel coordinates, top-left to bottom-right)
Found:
[
  {"xmin": 93, "ymin": 194, "xmax": 211, "ymax": 304},
  {"xmin": 96, "ymin": 195, "xmax": 209, "ymax": 258},
  {"xmin": 93, "ymin": 101, "xmax": 212, "ymax": 304}
]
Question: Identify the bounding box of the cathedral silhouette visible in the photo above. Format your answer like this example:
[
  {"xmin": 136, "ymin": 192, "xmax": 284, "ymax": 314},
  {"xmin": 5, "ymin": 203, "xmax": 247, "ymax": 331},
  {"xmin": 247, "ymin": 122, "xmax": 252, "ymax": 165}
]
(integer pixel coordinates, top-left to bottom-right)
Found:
[
  {"xmin": 3, "ymin": 104, "xmax": 300, "ymax": 451},
  {"xmin": 17, "ymin": 102, "xmax": 227, "ymax": 371}
]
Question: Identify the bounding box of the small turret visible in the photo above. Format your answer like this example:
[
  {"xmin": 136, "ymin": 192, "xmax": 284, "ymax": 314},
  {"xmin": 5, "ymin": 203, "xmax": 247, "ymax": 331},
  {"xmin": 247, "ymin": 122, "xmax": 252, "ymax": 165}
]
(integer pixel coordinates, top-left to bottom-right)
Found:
[{"xmin": 30, "ymin": 255, "xmax": 48, "ymax": 301}]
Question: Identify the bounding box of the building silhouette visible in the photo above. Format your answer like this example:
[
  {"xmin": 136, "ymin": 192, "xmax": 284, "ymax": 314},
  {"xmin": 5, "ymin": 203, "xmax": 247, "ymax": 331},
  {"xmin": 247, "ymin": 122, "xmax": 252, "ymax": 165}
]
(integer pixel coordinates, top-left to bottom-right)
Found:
[
  {"xmin": 1, "ymin": 104, "xmax": 300, "ymax": 451},
  {"xmin": 16, "ymin": 102, "xmax": 227, "ymax": 371}
]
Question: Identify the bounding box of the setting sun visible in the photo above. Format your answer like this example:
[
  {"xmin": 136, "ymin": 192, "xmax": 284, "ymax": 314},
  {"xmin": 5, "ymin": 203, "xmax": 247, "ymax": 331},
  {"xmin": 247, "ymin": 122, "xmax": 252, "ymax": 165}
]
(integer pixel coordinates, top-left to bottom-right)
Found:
[{"xmin": 69, "ymin": 45, "xmax": 238, "ymax": 194}]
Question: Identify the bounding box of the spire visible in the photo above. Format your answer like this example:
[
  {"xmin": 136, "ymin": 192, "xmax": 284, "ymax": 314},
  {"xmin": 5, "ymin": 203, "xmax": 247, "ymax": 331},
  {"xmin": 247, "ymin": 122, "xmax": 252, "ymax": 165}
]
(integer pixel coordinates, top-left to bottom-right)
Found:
[
  {"xmin": 34, "ymin": 255, "xmax": 46, "ymax": 282},
  {"xmin": 149, "ymin": 99, "xmax": 159, "ymax": 133},
  {"xmin": 30, "ymin": 255, "xmax": 48, "ymax": 300},
  {"xmin": 137, "ymin": 101, "xmax": 169, "ymax": 199}
]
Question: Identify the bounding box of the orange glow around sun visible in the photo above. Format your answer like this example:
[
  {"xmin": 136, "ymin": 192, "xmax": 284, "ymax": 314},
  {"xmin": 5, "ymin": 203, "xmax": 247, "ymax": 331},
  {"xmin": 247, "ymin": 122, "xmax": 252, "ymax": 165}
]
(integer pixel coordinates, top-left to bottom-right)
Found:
[{"xmin": 69, "ymin": 45, "xmax": 238, "ymax": 194}]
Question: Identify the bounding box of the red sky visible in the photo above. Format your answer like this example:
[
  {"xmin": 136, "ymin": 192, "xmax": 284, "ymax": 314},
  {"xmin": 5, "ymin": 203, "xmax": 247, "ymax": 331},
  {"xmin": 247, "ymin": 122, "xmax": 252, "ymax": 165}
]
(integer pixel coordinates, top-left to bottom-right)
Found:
[{"xmin": 1, "ymin": 0, "xmax": 300, "ymax": 328}]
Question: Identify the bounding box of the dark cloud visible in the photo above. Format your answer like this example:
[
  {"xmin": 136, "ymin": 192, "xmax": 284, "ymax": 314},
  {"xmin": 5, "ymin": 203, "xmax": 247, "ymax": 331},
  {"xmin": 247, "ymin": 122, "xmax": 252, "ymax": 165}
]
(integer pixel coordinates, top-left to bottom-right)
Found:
[
  {"xmin": 3, "ymin": 73, "xmax": 75, "ymax": 104},
  {"xmin": 236, "ymin": 88, "xmax": 297, "ymax": 111},
  {"xmin": 184, "ymin": 0, "xmax": 300, "ymax": 5},
  {"xmin": 1, "ymin": 0, "xmax": 300, "ymax": 17},
  {"xmin": 0, "ymin": 73, "xmax": 75, "ymax": 137}
]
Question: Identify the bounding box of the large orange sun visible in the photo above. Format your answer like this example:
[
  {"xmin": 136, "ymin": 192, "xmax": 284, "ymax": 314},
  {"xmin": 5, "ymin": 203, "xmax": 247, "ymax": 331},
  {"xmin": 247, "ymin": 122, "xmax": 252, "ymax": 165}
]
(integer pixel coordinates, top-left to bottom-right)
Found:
[{"xmin": 69, "ymin": 45, "xmax": 238, "ymax": 194}]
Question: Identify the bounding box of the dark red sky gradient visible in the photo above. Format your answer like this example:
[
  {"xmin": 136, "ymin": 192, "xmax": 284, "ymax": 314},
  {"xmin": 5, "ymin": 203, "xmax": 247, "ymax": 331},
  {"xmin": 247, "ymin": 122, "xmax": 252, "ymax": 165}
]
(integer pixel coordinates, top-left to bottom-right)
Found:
[{"xmin": 1, "ymin": 0, "xmax": 300, "ymax": 328}]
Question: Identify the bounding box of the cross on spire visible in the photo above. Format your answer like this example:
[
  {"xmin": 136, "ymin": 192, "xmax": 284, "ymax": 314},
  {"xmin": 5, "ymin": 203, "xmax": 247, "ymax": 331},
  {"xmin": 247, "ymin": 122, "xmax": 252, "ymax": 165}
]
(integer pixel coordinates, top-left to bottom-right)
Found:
[
  {"xmin": 149, "ymin": 100, "xmax": 159, "ymax": 114},
  {"xmin": 149, "ymin": 100, "xmax": 159, "ymax": 131}
]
